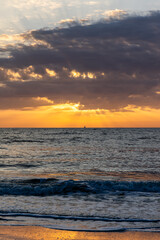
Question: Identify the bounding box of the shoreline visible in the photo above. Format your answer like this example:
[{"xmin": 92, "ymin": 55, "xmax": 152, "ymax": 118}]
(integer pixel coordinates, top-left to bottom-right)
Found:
[{"xmin": 0, "ymin": 227, "xmax": 159, "ymax": 240}]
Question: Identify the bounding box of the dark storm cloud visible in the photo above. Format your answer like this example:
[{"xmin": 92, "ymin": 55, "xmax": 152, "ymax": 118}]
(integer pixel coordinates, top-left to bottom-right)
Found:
[{"xmin": 0, "ymin": 12, "xmax": 160, "ymax": 110}]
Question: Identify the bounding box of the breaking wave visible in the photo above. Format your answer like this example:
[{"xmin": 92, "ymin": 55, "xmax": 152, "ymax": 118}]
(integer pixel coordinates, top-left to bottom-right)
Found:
[{"xmin": 0, "ymin": 179, "xmax": 159, "ymax": 196}]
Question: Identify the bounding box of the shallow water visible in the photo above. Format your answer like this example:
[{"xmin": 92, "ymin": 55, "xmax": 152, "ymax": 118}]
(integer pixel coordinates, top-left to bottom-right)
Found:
[{"xmin": 0, "ymin": 128, "xmax": 160, "ymax": 232}]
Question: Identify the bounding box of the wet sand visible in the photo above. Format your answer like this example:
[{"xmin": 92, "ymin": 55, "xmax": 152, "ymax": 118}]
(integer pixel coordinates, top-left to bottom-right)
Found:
[{"xmin": 0, "ymin": 227, "xmax": 159, "ymax": 240}]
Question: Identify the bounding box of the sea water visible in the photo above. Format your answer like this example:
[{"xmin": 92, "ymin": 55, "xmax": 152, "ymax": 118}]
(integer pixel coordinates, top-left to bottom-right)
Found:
[{"xmin": 0, "ymin": 128, "xmax": 159, "ymax": 232}]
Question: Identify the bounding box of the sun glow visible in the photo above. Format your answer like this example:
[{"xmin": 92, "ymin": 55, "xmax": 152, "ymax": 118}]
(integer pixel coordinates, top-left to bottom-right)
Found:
[{"xmin": 0, "ymin": 103, "xmax": 160, "ymax": 128}]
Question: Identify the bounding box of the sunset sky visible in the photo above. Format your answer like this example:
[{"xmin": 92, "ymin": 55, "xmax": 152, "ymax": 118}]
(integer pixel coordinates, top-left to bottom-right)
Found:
[{"xmin": 0, "ymin": 0, "xmax": 160, "ymax": 127}]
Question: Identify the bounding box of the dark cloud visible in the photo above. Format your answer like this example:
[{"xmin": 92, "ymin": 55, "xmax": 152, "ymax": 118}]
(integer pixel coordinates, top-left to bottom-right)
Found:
[{"xmin": 0, "ymin": 12, "xmax": 160, "ymax": 110}]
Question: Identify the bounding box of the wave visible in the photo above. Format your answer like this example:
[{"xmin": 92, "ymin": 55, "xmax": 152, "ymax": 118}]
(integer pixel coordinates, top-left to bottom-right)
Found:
[
  {"xmin": 0, "ymin": 212, "xmax": 160, "ymax": 223},
  {"xmin": 0, "ymin": 163, "xmax": 37, "ymax": 168},
  {"xmin": 0, "ymin": 179, "xmax": 159, "ymax": 196},
  {"xmin": 0, "ymin": 212, "xmax": 160, "ymax": 232},
  {"xmin": 7, "ymin": 139, "xmax": 44, "ymax": 143}
]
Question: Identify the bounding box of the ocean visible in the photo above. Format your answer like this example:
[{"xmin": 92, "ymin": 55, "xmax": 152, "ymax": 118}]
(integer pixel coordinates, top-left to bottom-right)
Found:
[{"xmin": 0, "ymin": 128, "xmax": 159, "ymax": 232}]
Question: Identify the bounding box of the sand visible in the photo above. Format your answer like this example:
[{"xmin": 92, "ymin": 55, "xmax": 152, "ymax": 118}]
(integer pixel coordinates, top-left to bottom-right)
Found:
[{"xmin": 0, "ymin": 227, "xmax": 159, "ymax": 240}]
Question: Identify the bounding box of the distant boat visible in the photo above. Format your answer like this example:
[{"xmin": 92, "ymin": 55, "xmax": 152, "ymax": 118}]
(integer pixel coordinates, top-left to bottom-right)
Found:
[{"xmin": 84, "ymin": 126, "xmax": 86, "ymax": 128}]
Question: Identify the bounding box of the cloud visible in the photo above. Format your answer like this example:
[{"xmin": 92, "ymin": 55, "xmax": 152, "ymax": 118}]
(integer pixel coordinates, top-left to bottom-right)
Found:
[
  {"xmin": 103, "ymin": 9, "xmax": 127, "ymax": 19},
  {"xmin": 85, "ymin": 1, "xmax": 98, "ymax": 5},
  {"xmin": 6, "ymin": 0, "xmax": 62, "ymax": 13},
  {"xmin": 0, "ymin": 12, "xmax": 160, "ymax": 110}
]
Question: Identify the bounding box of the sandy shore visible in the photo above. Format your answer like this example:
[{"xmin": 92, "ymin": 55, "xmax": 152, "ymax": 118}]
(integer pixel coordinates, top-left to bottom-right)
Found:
[{"xmin": 0, "ymin": 227, "xmax": 159, "ymax": 240}]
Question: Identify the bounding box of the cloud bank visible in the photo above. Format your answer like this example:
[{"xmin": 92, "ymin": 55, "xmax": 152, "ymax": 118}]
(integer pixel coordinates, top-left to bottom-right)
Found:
[{"xmin": 0, "ymin": 12, "xmax": 160, "ymax": 110}]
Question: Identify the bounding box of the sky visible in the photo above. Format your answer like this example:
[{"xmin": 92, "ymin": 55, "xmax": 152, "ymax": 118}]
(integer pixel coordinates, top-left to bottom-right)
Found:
[{"xmin": 0, "ymin": 0, "xmax": 160, "ymax": 127}]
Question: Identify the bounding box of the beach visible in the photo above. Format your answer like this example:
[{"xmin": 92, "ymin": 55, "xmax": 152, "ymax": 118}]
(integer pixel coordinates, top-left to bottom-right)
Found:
[{"xmin": 0, "ymin": 227, "xmax": 160, "ymax": 240}]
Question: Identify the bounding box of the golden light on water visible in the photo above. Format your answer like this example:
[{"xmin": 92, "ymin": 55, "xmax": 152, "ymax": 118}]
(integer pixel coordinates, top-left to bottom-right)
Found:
[{"xmin": 0, "ymin": 226, "xmax": 159, "ymax": 240}]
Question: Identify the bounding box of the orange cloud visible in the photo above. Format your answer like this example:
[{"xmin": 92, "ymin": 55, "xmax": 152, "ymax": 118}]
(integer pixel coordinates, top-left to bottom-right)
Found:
[
  {"xmin": 33, "ymin": 97, "xmax": 54, "ymax": 104},
  {"xmin": 46, "ymin": 68, "xmax": 57, "ymax": 77},
  {"xmin": 70, "ymin": 70, "xmax": 96, "ymax": 79}
]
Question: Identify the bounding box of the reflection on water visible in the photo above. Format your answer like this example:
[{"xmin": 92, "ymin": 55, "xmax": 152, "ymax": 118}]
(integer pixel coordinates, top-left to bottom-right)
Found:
[{"xmin": 0, "ymin": 227, "xmax": 160, "ymax": 240}]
